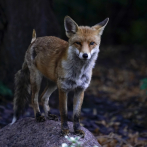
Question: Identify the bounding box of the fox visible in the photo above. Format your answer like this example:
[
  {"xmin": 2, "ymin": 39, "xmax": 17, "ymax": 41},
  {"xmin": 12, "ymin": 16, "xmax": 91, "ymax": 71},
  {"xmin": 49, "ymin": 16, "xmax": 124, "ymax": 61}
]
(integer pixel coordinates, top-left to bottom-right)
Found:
[{"xmin": 11, "ymin": 16, "xmax": 109, "ymax": 137}]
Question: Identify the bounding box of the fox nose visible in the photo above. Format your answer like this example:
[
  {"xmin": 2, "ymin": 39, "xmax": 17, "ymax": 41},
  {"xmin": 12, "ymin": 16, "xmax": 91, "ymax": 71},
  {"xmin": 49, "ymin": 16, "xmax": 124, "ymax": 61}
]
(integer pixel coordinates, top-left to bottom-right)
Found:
[{"xmin": 83, "ymin": 53, "xmax": 88, "ymax": 59}]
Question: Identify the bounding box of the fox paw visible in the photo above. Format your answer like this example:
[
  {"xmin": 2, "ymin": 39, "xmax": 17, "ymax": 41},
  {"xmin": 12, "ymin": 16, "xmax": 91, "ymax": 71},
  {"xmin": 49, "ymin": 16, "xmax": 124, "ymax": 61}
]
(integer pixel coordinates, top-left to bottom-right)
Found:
[
  {"xmin": 47, "ymin": 112, "xmax": 58, "ymax": 121},
  {"xmin": 61, "ymin": 129, "xmax": 69, "ymax": 136},
  {"xmin": 36, "ymin": 112, "xmax": 46, "ymax": 122},
  {"xmin": 74, "ymin": 130, "xmax": 85, "ymax": 138}
]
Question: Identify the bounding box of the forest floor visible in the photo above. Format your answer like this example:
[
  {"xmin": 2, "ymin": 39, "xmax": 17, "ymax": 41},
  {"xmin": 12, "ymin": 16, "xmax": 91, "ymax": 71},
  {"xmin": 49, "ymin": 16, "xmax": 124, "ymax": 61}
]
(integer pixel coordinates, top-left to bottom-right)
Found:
[{"xmin": 0, "ymin": 46, "xmax": 147, "ymax": 147}]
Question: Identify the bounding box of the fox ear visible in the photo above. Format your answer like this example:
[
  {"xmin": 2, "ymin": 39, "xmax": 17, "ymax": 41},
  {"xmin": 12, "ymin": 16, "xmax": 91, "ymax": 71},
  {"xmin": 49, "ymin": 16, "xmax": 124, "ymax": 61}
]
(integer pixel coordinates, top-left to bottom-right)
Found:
[
  {"xmin": 92, "ymin": 18, "xmax": 109, "ymax": 36},
  {"xmin": 64, "ymin": 16, "xmax": 78, "ymax": 38}
]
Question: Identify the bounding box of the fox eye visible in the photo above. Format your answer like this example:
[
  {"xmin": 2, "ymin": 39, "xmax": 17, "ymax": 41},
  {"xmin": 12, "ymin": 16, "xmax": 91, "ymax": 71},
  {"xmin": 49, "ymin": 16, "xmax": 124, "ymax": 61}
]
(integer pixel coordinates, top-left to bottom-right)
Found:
[
  {"xmin": 75, "ymin": 42, "xmax": 81, "ymax": 45},
  {"xmin": 90, "ymin": 42, "xmax": 95, "ymax": 45}
]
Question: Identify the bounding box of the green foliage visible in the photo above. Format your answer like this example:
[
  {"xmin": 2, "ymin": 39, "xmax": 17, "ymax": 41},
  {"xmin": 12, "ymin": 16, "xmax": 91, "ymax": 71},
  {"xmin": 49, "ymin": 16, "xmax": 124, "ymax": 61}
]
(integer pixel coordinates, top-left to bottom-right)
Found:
[
  {"xmin": 54, "ymin": 0, "xmax": 147, "ymax": 45},
  {"xmin": 131, "ymin": 20, "xmax": 147, "ymax": 44},
  {"xmin": 61, "ymin": 136, "xmax": 98, "ymax": 147},
  {"xmin": 140, "ymin": 78, "xmax": 147, "ymax": 94},
  {"xmin": 0, "ymin": 82, "xmax": 13, "ymax": 96}
]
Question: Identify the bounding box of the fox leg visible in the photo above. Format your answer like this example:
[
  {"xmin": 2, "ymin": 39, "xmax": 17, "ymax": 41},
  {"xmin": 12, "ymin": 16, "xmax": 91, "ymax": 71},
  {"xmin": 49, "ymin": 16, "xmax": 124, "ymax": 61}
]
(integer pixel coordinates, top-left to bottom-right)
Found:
[
  {"xmin": 41, "ymin": 81, "xmax": 57, "ymax": 120},
  {"xmin": 73, "ymin": 88, "xmax": 85, "ymax": 137},
  {"xmin": 30, "ymin": 69, "xmax": 45, "ymax": 122},
  {"xmin": 58, "ymin": 89, "xmax": 69, "ymax": 135}
]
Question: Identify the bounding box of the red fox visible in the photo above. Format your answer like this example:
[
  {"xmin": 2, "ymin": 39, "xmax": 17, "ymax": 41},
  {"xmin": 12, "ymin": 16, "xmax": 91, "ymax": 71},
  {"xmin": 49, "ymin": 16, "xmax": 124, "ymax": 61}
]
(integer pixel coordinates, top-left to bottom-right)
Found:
[{"xmin": 11, "ymin": 16, "xmax": 109, "ymax": 137}]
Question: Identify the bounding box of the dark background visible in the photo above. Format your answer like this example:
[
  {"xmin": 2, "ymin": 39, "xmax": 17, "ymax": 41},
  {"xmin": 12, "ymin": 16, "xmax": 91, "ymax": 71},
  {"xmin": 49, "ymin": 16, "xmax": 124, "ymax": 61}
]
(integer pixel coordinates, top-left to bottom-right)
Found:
[
  {"xmin": 0, "ymin": 0, "xmax": 147, "ymax": 87},
  {"xmin": 0, "ymin": 0, "xmax": 147, "ymax": 146}
]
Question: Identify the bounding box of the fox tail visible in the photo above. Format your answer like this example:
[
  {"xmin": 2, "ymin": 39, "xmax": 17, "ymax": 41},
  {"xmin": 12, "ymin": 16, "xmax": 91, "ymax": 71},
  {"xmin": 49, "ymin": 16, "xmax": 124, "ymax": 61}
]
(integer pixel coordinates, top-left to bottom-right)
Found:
[{"xmin": 11, "ymin": 62, "xmax": 30, "ymax": 124}]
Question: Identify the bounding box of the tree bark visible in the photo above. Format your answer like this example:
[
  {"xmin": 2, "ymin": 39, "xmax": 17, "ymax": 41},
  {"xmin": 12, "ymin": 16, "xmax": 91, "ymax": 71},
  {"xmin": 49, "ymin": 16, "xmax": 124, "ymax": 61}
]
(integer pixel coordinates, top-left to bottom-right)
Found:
[{"xmin": 0, "ymin": 0, "xmax": 60, "ymax": 88}]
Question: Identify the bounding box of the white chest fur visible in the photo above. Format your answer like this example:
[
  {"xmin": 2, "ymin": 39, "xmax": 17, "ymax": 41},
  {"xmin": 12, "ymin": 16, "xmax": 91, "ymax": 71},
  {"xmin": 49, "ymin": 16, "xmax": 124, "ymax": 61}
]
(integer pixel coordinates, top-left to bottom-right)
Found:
[{"xmin": 59, "ymin": 46, "xmax": 99, "ymax": 91}]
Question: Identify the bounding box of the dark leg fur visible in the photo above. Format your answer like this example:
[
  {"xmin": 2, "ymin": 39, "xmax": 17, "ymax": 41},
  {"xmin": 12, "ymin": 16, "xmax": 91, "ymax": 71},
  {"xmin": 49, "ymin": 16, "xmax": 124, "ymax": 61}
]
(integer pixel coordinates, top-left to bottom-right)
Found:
[
  {"xmin": 48, "ymin": 111, "xmax": 58, "ymax": 121},
  {"xmin": 73, "ymin": 115, "xmax": 85, "ymax": 138},
  {"xmin": 73, "ymin": 88, "xmax": 85, "ymax": 137},
  {"xmin": 36, "ymin": 112, "xmax": 45, "ymax": 122},
  {"xmin": 29, "ymin": 68, "xmax": 43, "ymax": 121},
  {"xmin": 59, "ymin": 89, "xmax": 69, "ymax": 135}
]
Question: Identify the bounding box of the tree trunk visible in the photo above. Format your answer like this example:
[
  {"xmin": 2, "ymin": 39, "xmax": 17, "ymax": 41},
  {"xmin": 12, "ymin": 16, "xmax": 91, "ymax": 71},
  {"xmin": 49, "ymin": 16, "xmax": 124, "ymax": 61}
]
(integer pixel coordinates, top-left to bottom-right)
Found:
[{"xmin": 0, "ymin": 0, "xmax": 60, "ymax": 88}]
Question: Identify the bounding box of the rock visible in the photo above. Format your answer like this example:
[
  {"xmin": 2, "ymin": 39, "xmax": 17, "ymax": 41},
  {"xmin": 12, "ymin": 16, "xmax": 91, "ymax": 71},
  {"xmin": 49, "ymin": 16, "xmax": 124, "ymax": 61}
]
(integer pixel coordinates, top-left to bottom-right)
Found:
[{"xmin": 0, "ymin": 117, "xmax": 101, "ymax": 147}]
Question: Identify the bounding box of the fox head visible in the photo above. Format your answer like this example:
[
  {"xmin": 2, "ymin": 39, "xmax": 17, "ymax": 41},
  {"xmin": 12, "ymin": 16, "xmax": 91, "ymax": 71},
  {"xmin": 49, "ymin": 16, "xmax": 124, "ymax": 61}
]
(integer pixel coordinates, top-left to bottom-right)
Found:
[{"xmin": 64, "ymin": 16, "xmax": 109, "ymax": 60}]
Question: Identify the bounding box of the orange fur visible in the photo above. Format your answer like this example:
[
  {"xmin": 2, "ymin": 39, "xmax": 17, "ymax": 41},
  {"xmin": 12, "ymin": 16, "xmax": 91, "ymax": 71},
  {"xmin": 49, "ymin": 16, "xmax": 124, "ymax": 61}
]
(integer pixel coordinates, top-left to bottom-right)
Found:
[
  {"xmin": 33, "ymin": 36, "xmax": 68, "ymax": 82},
  {"xmin": 29, "ymin": 26, "xmax": 101, "ymax": 83},
  {"xmin": 12, "ymin": 16, "xmax": 109, "ymax": 136}
]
